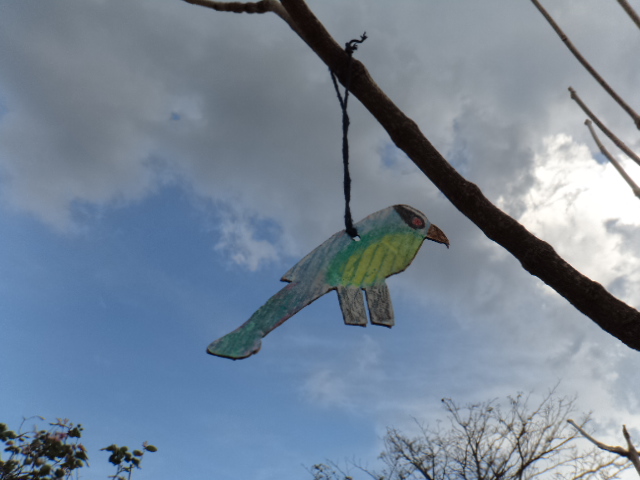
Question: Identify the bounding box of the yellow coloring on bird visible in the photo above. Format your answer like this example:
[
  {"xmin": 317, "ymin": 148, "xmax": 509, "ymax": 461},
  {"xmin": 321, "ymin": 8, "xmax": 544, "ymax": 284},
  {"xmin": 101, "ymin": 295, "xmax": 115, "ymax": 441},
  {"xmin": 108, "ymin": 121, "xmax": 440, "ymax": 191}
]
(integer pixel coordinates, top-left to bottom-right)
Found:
[{"xmin": 341, "ymin": 233, "xmax": 423, "ymax": 286}]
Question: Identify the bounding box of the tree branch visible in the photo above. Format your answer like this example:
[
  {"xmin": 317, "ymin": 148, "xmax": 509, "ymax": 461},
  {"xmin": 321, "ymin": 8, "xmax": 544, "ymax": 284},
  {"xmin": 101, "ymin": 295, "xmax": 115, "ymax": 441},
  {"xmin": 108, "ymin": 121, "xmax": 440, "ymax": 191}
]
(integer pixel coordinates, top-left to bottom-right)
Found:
[
  {"xmin": 184, "ymin": 0, "xmax": 640, "ymax": 351},
  {"xmin": 567, "ymin": 420, "xmax": 629, "ymax": 457},
  {"xmin": 570, "ymin": 87, "xmax": 640, "ymax": 167},
  {"xmin": 622, "ymin": 425, "xmax": 640, "ymax": 476},
  {"xmin": 182, "ymin": 0, "xmax": 268, "ymax": 13},
  {"xmin": 569, "ymin": 420, "xmax": 640, "ymax": 478},
  {"xmin": 182, "ymin": 0, "xmax": 300, "ymax": 34},
  {"xmin": 616, "ymin": 0, "xmax": 640, "ymax": 30},
  {"xmin": 584, "ymin": 119, "xmax": 640, "ymax": 199},
  {"xmin": 530, "ymin": 0, "xmax": 640, "ymax": 130}
]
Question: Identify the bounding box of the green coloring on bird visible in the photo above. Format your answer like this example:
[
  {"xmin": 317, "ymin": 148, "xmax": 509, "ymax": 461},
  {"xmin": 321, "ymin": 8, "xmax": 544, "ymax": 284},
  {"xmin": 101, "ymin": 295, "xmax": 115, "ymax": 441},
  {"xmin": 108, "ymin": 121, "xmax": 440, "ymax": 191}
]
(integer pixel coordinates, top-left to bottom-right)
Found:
[{"xmin": 207, "ymin": 204, "xmax": 449, "ymax": 360}]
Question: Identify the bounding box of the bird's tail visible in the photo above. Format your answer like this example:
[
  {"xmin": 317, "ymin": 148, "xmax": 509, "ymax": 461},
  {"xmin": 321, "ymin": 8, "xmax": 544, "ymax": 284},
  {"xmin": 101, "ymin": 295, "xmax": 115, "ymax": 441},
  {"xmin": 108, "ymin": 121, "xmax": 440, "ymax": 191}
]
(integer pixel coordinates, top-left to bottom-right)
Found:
[{"xmin": 207, "ymin": 281, "xmax": 329, "ymax": 360}]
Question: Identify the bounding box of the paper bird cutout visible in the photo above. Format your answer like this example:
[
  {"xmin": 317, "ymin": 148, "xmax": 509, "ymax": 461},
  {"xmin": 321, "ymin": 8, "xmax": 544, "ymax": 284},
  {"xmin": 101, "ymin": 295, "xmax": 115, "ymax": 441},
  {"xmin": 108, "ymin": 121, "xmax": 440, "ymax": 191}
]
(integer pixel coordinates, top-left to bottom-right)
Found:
[{"xmin": 208, "ymin": 204, "xmax": 449, "ymax": 360}]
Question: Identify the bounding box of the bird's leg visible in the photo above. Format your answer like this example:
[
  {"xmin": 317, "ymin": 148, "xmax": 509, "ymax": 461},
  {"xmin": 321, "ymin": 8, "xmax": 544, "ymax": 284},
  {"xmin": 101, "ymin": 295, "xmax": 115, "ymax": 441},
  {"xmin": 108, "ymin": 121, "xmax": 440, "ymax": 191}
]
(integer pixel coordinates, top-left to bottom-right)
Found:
[
  {"xmin": 365, "ymin": 284, "xmax": 395, "ymax": 327},
  {"xmin": 336, "ymin": 286, "xmax": 367, "ymax": 326}
]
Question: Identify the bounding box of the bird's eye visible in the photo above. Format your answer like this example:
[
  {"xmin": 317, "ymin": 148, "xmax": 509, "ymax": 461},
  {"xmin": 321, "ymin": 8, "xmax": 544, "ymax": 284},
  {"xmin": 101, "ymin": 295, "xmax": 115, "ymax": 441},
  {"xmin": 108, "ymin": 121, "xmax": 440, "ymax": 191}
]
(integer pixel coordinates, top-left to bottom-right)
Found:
[
  {"xmin": 412, "ymin": 216, "xmax": 425, "ymax": 228},
  {"xmin": 394, "ymin": 205, "xmax": 427, "ymax": 230}
]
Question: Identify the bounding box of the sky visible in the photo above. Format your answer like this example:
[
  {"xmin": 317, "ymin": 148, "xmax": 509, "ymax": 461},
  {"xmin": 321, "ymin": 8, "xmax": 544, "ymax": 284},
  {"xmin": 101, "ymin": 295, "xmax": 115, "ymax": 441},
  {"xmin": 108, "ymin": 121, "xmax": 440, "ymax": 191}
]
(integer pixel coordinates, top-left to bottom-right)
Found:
[{"xmin": 1, "ymin": 0, "xmax": 640, "ymax": 479}]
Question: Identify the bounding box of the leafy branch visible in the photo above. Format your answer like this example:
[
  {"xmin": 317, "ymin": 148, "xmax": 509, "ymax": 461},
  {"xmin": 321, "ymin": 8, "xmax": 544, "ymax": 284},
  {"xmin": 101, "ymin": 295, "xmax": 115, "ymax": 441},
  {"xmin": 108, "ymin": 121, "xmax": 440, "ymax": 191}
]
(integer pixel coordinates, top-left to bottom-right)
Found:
[{"xmin": 0, "ymin": 418, "xmax": 156, "ymax": 480}]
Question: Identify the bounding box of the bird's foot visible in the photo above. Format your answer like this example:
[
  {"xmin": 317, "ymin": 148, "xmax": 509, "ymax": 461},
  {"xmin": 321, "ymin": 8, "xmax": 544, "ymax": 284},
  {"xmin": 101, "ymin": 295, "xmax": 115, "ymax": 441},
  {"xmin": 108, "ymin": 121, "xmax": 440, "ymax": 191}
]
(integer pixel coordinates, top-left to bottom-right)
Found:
[
  {"xmin": 337, "ymin": 286, "xmax": 368, "ymax": 326},
  {"xmin": 365, "ymin": 284, "xmax": 395, "ymax": 328}
]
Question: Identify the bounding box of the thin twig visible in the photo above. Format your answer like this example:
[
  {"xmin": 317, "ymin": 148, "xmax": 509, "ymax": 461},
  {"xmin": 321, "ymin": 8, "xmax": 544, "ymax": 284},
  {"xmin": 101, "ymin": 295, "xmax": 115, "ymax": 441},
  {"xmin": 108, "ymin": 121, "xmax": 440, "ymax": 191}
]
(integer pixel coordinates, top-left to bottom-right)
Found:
[
  {"xmin": 616, "ymin": 0, "xmax": 640, "ymax": 29},
  {"xmin": 584, "ymin": 119, "xmax": 640, "ymax": 199},
  {"xmin": 530, "ymin": 0, "xmax": 640, "ymax": 129},
  {"xmin": 570, "ymin": 87, "xmax": 640, "ymax": 167}
]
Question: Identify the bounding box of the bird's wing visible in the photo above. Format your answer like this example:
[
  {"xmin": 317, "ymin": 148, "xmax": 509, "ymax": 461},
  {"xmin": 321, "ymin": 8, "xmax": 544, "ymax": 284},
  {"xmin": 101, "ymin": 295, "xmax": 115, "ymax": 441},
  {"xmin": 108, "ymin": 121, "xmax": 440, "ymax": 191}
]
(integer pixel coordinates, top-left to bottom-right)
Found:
[
  {"xmin": 281, "ymin": 228, "xmax": 352, "ymax": 283},
  {"xmin": 282, "ymin": 206, "xmax": 402, "ymax": 284},
  {"xmin": 326, "ymin": 230, "xmax": 425, "ymax": 288}
]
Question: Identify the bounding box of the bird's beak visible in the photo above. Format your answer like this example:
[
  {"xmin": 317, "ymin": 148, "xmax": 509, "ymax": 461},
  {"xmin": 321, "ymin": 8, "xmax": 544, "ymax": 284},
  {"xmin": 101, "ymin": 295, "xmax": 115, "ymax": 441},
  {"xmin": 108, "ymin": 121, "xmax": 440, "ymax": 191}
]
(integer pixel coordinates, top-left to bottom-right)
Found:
[{"xmin": 426, "ymin": 224, "xmax": 449, "ymax": 249}]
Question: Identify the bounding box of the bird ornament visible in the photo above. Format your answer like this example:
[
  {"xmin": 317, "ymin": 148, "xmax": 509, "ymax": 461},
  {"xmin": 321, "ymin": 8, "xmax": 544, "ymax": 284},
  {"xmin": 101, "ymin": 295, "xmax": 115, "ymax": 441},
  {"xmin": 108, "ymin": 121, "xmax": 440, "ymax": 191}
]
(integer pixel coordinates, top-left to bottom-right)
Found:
[{"xmin": 208, "ymin": 204, "xmax": 449, "ymax": 360}]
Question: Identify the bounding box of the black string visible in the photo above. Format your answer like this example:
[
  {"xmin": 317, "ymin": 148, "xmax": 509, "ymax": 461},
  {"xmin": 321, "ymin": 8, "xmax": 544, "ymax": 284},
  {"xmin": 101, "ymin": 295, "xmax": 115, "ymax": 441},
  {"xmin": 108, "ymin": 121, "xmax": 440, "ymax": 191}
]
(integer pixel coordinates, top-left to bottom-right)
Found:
[{"xmin": 330, "ymin": 32, "xmax": 367, "ymax": 239}]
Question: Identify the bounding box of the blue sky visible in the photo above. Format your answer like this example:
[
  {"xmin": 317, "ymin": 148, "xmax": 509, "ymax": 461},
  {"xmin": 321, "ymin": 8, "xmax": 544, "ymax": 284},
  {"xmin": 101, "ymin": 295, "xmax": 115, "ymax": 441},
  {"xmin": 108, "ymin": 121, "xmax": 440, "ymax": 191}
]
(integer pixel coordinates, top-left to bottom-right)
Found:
[{"xmin": 2, "ymin": 1, "xmax": 640, "ymax": 479}]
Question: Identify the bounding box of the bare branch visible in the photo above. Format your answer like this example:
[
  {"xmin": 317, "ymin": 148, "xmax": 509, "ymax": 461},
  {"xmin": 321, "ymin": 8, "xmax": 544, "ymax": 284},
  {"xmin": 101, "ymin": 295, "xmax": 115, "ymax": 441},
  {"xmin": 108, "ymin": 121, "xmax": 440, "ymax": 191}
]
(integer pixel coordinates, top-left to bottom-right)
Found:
[
  {"xmin": 183, "ymin": 0, "xmax": 300, "ymax": 34},
  {"xmin": 182, "ymin": 0, "xmax": 269, "ymax": 13},
  {"xmin": 570, "ymin": 87, "xmax": 640, "ymax": 167},
  {"xmin": 530, "ymin": 0, "xmax": 640, "ymax": 130},
  {"xmin": 569, "ymin": 420, "xmax": 640, "ymax": 478},
  {"xmin": 622, "ymin": 425, "xmax": 640, "ymax": 476},
  {"xmin": 584, "ymin": 119, "xmax": 640, "ymax": 199},
  {"xmin": 567, "ymin": 420, "xmax": 629, "ymax": 457},
  {"xmin": 369, "ymin": 394, "xmax": 627, "ymax": 480},
  {"xmin": 616, "ymin": 0, "xmax": 640, "ymax": 30}
]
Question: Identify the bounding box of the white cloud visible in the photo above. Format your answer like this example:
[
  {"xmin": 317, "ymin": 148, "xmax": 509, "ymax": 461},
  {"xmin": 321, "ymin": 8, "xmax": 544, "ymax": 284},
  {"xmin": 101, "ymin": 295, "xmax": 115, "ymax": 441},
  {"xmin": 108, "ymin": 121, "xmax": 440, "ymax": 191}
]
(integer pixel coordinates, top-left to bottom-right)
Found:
[
  {"xmin": 302, "ymin": 335, "xmax": 383, "ymax": 410},
  {"xmin": 512, "ymin": 133, "xmax": 640, "ymax": 301},
  {"xmin": 212, "ymin": 207, "xmax": 281, "ymax": 271}
]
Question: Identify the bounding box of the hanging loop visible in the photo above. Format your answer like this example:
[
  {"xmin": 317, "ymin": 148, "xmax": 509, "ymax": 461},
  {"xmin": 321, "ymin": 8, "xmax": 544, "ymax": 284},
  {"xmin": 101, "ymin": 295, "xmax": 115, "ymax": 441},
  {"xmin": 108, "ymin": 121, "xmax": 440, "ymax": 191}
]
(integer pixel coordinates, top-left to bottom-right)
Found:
[{"xmin": 330, "ymin": 32, "xmax": 367, "ymax": 239}]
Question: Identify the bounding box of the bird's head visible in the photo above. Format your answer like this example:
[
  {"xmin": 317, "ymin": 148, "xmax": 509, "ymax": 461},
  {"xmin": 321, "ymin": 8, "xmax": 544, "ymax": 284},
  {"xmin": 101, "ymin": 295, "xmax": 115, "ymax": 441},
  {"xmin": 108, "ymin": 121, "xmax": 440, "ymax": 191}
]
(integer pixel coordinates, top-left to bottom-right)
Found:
[{"xmin": 393, "ymin": 204, "xmax": 449, "ymax": 248}]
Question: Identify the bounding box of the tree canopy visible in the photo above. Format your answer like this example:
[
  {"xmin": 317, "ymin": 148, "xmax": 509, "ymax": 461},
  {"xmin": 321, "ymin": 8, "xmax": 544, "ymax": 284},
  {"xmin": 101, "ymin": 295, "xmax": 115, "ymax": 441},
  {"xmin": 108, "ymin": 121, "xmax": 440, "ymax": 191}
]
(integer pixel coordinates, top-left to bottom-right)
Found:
[{"xmin": 311, "ymin": 392, "xmax": 630, "ymax": 480}]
